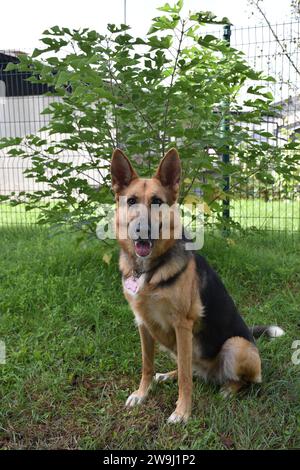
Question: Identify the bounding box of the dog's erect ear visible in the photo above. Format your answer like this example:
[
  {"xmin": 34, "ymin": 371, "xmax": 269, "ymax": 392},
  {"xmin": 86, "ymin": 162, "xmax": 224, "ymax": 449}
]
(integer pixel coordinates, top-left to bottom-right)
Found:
[
  {"xmin": 111, "ymin": 148, "xmax": 138, "ymax": 193},
  {"xmin": 154, "ymin": 148, "xmax": 181, "ymax": 192}
]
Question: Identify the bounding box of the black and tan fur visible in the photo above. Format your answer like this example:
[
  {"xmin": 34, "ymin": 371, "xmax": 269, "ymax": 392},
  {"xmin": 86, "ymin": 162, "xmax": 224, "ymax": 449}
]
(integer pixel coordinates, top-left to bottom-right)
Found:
[{"xmin": 111, "ymin": 147, "xmax": 283, "ymax": 424}]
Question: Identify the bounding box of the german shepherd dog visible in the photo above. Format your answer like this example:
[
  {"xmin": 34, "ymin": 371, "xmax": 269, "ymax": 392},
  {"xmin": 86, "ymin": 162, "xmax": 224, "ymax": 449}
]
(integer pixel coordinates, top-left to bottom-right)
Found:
[{"xmin": 111, "ymin": 147, "xmax": 284, "ymax": 424}]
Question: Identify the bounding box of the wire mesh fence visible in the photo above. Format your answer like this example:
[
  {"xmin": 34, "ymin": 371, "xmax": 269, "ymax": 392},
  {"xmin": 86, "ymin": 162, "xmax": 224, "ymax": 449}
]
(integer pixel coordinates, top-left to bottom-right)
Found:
[
  {"xmin": 230, "ymin": 22, "xmax": 300, "ymax": 232},
  {"xmin": 0, "ymin": 21, "xmax": 300, "ymax": 232}
]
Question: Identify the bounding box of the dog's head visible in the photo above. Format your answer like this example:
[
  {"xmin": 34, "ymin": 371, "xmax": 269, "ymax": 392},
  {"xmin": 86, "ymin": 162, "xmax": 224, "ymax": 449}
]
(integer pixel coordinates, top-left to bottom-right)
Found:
[{"xmin": 111, "ymin": 148, "xmax": 181, "ymax": 259}]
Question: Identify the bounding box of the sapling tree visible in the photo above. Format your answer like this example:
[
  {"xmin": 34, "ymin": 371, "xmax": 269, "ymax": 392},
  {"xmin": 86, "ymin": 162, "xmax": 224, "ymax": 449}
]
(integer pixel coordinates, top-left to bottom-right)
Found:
[{"xmin": 1, "ymin": 0, "xmax": 299, "ymax": 234}]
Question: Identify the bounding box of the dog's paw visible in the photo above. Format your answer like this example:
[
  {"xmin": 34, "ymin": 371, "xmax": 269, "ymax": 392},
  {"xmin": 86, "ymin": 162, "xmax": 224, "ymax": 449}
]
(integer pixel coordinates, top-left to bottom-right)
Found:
[
  {"xmin": 219, "ymin": 387, "xmax": 233, "ymax": 399},
  {"xmin": 220, "ymin": 381, "xmax": 243, "ymax": 399},
  {"xmin": 125, "ymin": 391, "xmax": 146, "ymax": 408},
  {"xmin": 167, "ymin": 410, "xmax": 189, "ymax": 424},
  {"xmin": 155, "ymin": 372, "xmax": 172, "ymax": 383}
]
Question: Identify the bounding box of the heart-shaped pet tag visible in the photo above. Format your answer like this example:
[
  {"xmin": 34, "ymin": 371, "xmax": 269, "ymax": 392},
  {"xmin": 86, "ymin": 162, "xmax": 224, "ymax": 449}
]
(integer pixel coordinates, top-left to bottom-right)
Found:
[{"xmin": 124, "ymin": 276, "xmax": 139, "ymax": 294}]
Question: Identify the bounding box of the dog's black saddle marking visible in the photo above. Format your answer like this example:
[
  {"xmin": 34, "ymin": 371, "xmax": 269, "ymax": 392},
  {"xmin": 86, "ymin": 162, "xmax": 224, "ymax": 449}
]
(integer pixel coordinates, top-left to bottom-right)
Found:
[{"xmin": 195, "ymin": 254, "xmax": 254, "ymax": 359}]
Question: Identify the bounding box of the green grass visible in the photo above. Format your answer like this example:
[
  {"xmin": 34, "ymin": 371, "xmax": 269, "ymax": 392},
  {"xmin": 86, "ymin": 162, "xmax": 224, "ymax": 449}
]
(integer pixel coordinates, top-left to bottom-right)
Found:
[
  {"xmin": 0, "ymin": 204, "xmax": 40, "ymax": 226},
  {"xmin": 0, "ymin": 228, "xmax": 299, "ymax": 449},
  {"xmin": 231, "ymin": 199, "xmax": 300, "ymax": 232}
]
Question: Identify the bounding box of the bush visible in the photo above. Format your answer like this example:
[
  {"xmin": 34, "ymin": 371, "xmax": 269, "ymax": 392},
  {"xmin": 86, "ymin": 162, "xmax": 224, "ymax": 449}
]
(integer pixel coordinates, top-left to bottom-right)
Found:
[{"xmin": 1, "ymin": 0, "xmax": 299, "ymax": 233}]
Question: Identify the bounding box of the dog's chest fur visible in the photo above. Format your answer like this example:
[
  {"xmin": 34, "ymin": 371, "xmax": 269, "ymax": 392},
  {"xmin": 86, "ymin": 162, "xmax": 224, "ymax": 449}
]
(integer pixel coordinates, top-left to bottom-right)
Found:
[
  {"xmin": 124, "ymin": 275, "xmax": 175, "ymax": 332},
  {"xmin": 122, "ymin": 256, "xmax": 204, "ymax": 353}
]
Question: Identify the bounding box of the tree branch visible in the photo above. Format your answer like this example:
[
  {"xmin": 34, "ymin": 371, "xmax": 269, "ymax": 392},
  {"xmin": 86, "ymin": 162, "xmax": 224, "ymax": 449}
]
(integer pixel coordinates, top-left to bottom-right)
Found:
[
  {"xmin": 162, "ymin": 19, "xmax": 186, "ymax": 156},
  {"xmin": 251, "ymin": 0, "xmax": 300, "ymax": 77}
]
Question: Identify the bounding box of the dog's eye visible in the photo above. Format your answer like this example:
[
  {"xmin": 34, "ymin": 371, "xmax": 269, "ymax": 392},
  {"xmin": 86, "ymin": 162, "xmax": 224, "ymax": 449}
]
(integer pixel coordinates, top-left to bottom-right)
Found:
[
  {"xmin": 127, "ymin": 197, "xmax": 137, "ymax": 206},
  {"xmin": 152, "ymin": 197, "xmax": 163, "ymax": 206}
]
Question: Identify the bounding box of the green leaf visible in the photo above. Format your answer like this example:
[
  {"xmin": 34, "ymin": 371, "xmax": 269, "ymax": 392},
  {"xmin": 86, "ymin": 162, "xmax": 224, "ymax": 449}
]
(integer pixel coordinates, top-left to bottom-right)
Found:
[
  {"xmin": 56, "ymin": 71, "xmax": 70, "ymax": 86},
  {"xmin": 192, "ymin": 11, "xmax": 231, "ymax": 25},
  {"xmin": 157, "ymin": 0, "xmax": 183, "ymax": 13},
  {"xmin": 0, "ymin": 11, "xmax": 283, "ymax": 234}
]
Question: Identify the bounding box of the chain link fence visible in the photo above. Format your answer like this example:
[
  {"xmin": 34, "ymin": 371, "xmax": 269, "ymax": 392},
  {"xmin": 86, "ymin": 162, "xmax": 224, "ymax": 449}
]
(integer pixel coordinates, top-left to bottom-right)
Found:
[{"xmin": 0, "ymin": 22, "xmax": 300, "ymax": 232}]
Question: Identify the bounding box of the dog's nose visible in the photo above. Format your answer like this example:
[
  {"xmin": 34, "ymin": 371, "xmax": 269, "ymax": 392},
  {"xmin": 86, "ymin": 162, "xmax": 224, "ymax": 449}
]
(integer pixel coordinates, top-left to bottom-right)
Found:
[{"xmin": 136, "ymin": 222, "xmax": 151, "ymax": 239}]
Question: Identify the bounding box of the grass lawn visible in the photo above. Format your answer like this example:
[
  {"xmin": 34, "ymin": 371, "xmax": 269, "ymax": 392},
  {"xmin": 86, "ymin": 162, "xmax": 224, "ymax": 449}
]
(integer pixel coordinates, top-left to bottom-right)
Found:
[
  {"xmin": 0, "ymin": 228, "xmax": 299, "ymax": 450},
  {"xmin": 0, "ymin": 204, "xmax": 40, "ymax": 226},
  {"xmin": 231, "ymin": 199, "xmax": 300, "ymax": 232}
]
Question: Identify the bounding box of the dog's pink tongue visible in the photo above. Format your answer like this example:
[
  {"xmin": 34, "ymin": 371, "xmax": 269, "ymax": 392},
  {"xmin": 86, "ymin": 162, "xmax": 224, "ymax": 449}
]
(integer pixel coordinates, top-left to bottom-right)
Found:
[{"xmin": 135, "ymin": 241, "xmax": 151, "ymax": 257}]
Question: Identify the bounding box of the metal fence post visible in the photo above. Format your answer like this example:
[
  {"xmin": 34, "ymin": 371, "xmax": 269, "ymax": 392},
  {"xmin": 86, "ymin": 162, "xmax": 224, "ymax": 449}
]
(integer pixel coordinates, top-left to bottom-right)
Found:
[{"xmin": 222, "ymin": 24, "xmax": 231, "ymax": 233}]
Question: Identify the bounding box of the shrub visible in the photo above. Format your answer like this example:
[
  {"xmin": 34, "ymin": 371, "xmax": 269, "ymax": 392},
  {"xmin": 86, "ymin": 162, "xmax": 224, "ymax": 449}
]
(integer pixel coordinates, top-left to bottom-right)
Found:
[{"xmin": 1, "ymin": 0, "xmax": 299, "ymax": 233}]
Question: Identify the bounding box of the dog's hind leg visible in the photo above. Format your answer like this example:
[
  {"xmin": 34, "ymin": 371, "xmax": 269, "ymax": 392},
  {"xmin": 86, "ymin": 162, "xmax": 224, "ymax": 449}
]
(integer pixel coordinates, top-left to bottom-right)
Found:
[
  {"xmin": 126, "ymin": 325, "xmax": 155, "ymax": 407},
  {"xmin": 155, "ymin": 369, "xmax": 177, "ymax": 383},
  {"xmin": 218, "ymin": 336, "xmax": 262, "ymax": 398}
]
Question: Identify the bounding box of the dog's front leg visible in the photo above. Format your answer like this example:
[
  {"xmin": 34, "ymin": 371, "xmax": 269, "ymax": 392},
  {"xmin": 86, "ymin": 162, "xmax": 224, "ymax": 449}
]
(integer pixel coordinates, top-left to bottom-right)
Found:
[
  {"xmin": 168, "ymin": 320, "xmax": 193, "ymax": 424},
  {"xmin": 125, "ymin": 324, "xmax": 155, "ymax": 407}
]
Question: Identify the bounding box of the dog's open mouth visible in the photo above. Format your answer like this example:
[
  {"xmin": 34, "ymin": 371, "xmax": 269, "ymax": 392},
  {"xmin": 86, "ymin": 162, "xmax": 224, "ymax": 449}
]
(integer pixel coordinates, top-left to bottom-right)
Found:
[{"xmin": 134, "ymin": 240, "xmax": 152, "ymax": 257}]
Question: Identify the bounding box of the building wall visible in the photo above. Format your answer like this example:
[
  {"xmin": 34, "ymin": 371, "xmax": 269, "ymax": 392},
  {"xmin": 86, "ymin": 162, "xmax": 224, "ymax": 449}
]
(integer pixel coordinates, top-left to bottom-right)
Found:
[{"xmin": 0, "ymin": 94, "xmax": 101, "ymax": 195}]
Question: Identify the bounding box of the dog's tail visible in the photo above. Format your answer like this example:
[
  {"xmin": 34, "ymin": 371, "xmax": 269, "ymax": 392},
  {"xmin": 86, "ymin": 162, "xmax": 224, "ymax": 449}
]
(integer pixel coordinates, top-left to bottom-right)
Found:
[{"xmin": 250, "ymin": 325, "xmax": 285, "ymax": 339}]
